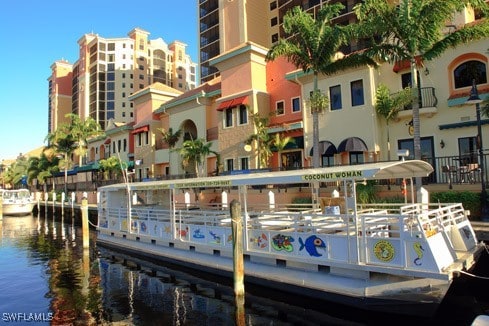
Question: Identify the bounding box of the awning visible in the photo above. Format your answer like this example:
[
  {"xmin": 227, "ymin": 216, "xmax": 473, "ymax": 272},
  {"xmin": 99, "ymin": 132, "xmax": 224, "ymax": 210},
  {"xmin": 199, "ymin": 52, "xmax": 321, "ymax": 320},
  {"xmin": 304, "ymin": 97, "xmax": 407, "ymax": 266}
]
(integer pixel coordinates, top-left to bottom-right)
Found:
[
  {"xmin": 309, "ymin": 140, "xmax": 337, "ymax": 156},
  {"xmin": 393, "ymin": 56, "xmax": 423, "ymax": 73},
  {"xmin": 217, "ymin": 95, "xmax": 248, "ymax": 111},
  {"xmin": 132, "ymin": 125, "xmax": 149, "ymax": 134},
  {"xmin": 338, "ymin": 137, "xmax": 368, "ymax": 152},
  {"xmin": 439, "ymin": 119, "xmax": 489, "ymax": 130}
]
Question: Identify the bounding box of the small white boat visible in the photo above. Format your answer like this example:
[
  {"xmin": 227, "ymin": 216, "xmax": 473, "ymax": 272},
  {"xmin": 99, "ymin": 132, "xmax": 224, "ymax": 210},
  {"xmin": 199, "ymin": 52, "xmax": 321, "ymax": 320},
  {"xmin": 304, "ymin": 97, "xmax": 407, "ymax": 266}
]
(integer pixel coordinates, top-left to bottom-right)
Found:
[
  {"xmin": 96, "ymin": 160, "xmax": 485, "ymax": 316},
  {"xmin": 1, "ymin": 189, "xmax": 35, "ymax": 216}
]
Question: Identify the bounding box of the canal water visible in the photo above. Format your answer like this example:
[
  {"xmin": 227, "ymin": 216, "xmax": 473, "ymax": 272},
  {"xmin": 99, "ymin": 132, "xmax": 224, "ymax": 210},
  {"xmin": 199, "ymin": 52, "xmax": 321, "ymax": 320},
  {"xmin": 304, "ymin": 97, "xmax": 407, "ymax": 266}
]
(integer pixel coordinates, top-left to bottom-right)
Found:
[{"xmin": 1, "ymin": 213, "xmax": 488, "ymax": 326}]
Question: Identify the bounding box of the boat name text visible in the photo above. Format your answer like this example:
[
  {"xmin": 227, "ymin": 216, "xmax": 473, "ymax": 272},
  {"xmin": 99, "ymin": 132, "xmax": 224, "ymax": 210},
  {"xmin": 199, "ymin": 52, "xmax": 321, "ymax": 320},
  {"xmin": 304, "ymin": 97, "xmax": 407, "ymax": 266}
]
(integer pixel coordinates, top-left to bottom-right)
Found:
[{"xmin": 302, "ymin": 171, "xmax": 363, "ymax": 181}]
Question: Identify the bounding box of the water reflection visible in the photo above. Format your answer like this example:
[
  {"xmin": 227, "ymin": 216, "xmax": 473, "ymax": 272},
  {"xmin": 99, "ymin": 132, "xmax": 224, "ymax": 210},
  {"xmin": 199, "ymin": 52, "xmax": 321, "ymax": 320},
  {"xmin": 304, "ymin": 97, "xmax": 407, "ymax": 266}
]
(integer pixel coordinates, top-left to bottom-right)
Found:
[{"xmin": 1, "ymin": 213, "xmax": 488, "ymax": 325}]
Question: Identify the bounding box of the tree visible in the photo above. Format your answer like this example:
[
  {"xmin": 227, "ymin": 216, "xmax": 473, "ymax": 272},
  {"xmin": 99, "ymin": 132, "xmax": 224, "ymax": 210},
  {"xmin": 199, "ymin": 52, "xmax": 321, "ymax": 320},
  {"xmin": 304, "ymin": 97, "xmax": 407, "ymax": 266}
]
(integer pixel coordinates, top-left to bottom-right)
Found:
[
  {"xmin": 245, "ymin": 113, "xmax": 273, "ymax": 169},
  {"xmin": 99, "ymin": 156, "xmax": 127, "ymax": 180},
  {"xmin": 272, "ymin": 133, "xmax": 295, "ymax": 170},
  {"xmin": 356, "ymin": 0, "xmax": 489, "ymax": 191},
  {"xmin": 266, "ymin": 3, "xmax": 377, "ymax": 168},
  {"xmin": 374, "ymin": 84, "xmax": 412, "ymax": 161},
  {"xmin": 177, "ymin": 138, "xmax": 217, "ymax": 178},
  {"xmin": 66, "ymin": 113, "xmax": 102, "ymax": 166},
  {"xmin": 158, "ymin": 127, "xmax": 182, "ymax": 175},
  {"xmin": 3, "ymin": 155, "xmax": 29, "ymax": 189},
  {"xmin": 27, "ymin": 152, "xmax": 60, "ymax": 192},
  {"xmin": 45, "ymin": 123, "xmax": 76, "ymax": 194}
]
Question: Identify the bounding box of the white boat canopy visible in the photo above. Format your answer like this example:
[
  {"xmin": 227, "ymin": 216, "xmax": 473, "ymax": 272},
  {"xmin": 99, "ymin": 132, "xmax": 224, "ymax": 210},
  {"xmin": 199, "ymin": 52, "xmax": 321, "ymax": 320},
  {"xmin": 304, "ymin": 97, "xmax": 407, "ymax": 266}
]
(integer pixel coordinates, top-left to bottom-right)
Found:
[{"xmin": 100, "ymin": 160, "xmax": 433, "ymax": 192}]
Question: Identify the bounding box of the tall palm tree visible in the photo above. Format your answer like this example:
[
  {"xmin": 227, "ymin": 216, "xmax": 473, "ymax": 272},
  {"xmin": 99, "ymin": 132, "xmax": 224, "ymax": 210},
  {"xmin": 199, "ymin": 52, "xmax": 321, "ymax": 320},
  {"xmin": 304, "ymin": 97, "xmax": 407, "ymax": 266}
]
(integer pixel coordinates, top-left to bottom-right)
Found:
[
  {"xmin": 266, "ymin": 3, "xmax": 377, "ymax": 168},
  {"xmin": 245, "ymin": 113, "xmax": 273, "ymax": 169},
  {"xmin": 272, "ymin": 133, "xmax": 295, "ymax": 171},
  {"xmin": 178, "ymin": 138, "xmax": 217, "ymax": 177},
  {"xmin": 67, "ymin": 113, "xmax": 102, "ymax": 166},
  {"xmin": 45, "ymin": 123, "xmax": 76, "ymax": 194},
  {"xmin": 158, "ymin": 127, "xmax": 182, "ymax": 175},
  {"xmin": 375, "ymin": 84, "xmax": 412, "ymax": 161},
  {"xmin": 356, "ymin": 0, "xmax": 489, "ymax": 191}
]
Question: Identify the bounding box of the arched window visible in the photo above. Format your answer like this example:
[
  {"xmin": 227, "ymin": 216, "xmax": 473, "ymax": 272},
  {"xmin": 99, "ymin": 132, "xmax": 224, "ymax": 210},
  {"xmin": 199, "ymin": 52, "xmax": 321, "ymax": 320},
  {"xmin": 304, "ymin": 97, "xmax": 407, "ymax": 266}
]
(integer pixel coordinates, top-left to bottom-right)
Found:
[{"xmin": 453, "ymin": 60, "xmax": 487, "ymax": 89}]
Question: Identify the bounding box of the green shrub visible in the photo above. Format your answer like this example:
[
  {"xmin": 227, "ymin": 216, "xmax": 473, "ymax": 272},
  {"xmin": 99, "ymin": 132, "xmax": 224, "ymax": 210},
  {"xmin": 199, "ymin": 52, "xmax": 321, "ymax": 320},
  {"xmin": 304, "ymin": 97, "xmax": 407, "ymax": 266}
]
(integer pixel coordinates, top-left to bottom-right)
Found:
[
  {"xmin": 430, "ymin": 191, "xmax": 482, "ymax": 220},
  {"xmin": 356, "ymin": 181, "xmax": 377, "ymax": 204},
  {"xmin": 288, "ymin": 196, "xmax": 313, "ymax": 211}
]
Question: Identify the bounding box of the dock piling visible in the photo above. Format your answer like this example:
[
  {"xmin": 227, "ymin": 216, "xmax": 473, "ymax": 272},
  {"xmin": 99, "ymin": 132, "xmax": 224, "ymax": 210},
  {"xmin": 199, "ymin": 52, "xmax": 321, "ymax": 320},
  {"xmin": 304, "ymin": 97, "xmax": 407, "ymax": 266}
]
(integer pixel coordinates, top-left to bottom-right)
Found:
[
  {"xmin": 230, "ymin": 199, "xmax": 245, "ymax": 325},
  {"xmin": 81, "ymin": 196, "xmax": 89, "ymax": 249}
]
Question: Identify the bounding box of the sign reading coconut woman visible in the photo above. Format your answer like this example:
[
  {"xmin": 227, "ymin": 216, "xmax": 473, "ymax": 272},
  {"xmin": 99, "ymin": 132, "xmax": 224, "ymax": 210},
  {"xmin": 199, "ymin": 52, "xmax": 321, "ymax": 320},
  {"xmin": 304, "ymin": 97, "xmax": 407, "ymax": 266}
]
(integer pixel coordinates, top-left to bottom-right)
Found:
[{"xmin": 302, "ymin": 170, "xmax": 363, "ymax": 181}]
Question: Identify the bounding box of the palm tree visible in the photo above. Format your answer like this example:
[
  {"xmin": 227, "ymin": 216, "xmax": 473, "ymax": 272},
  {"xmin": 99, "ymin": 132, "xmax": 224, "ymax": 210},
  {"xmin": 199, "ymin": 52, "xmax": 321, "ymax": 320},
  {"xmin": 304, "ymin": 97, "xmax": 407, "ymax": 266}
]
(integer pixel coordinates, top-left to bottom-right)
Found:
[
  {"xmin": 245, "ymin": 113, "xmax": 273, "ymax": 169},
  {"xmin": 374, "ymin": 84, "xmax": 412, "ymax": 161},
  {"xmin": 67, "ymin": 113, "xmax": 102, "ymax": 166},
  {"xmin": 45, "ymin": 123, "xmax": 76, "ymax": 194},
  {"xmin": 356, "ymin": 0, "xmax": 489, "ymax": 191},
  {"xmin": 272, "ymin": 133, "xmax": 295, "ymax": 171},
  {"xmin": 27, "ymin": 152, "xmax": 60, "ymax": 192},
  {"xmin": 266, "ymin": 3, "xmax": 377, "ymax": 168},
  {"xmin": 158, "ymin": 127, "xmax": 182, "ymax": 175},
  {"xmin": 3, "ymin": 155, "xmax": 29, "ymax": 189},
  {"xmin": 99, "ymin": 156, "xmax": 127, "ymax": 180},
  {"xmin": 178, "ymin": 138, "xmax": 217, "ymax": 177}
]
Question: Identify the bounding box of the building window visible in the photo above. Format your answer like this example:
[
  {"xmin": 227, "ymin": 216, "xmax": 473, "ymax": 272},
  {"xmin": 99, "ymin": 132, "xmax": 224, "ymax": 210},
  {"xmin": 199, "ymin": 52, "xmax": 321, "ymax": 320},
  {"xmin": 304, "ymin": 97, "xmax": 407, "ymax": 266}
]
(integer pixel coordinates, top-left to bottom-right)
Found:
[
  {"xmin": 321, "ymin": 155, "xmax": 334, "ymax": 167},
  {"xmin": 122, "ymin": 112, "xmax": 126, "ymax": 117},
  {"xmin": 454, "ymin": 60, "xmax": 487, "ymax": 89},
  {"xmin": 271, "ymin": 17, "xmax": 278, "ymax": 27},
  {"xmin": 123, "ymin": 139, "xmax": 127, "ymax": 152},
  {"xmin": 238, "ymin": 105, "xmax": 248, "ymax": 125},
  {"xmin": 224, "ymin": 108, "xmax": 233, "ymax": 128},
  {"xmin": 276, "ymin": 101, "xmax": 284, "ymax": 115},
  {"xmin": 351, "ymin": 80, "xmax": 364, "ymax": 106},
  {"xmin": 144, "ymin": 131, "xmax": 149, "ymax": 145},
  {"xmin": 240, "ymin": 157, "xmax": 249, "ymax": 170},
  {"xmin": 329, "ymin": 85, "xmax": 342, "ymax": 110},
  {"xmin": 291, "ymin": 97, "xmax": 301, "ymax": 112},
  {"xmin": 226, "ymin": 158, "xmax": 234, "ymax": 172},
  {"xmin": 271, "ymin": 33, "xmax": 278, "ymax": 43},
  {"xmin": 349, "ymin": 152, "xmax": 364, "ymax": 165},
  {"xmin": 270, "ymin": 1, "xmax": 277, "ymax": 10},
  {"xmin": 458, "ymin": 137, "xmax": 478, "ymax": 165},
  {"xmin": 139, "ymin": 74, "xmax": 144, "ymax": 80}
]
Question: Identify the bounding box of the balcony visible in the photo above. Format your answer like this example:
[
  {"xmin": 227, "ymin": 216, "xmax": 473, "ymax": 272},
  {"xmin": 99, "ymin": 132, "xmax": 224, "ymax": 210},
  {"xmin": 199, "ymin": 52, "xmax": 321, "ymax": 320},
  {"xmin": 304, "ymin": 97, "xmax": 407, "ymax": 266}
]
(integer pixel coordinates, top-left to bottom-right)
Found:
[{"xmin": 397, "ymin": 87, "xmax": 438, "ymax": 119}]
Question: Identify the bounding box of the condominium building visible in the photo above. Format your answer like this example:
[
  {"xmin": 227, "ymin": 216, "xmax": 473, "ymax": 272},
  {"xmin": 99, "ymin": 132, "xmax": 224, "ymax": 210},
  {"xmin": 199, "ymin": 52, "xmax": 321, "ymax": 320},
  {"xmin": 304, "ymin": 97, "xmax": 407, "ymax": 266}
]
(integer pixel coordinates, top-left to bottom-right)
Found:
[
  {"xmin": 47, "ymin": 60, "xmax": 73, "ymax": 134},
  {"xmin": 49, "ymin": 28, "xmax": 197, "ymax": 132}
]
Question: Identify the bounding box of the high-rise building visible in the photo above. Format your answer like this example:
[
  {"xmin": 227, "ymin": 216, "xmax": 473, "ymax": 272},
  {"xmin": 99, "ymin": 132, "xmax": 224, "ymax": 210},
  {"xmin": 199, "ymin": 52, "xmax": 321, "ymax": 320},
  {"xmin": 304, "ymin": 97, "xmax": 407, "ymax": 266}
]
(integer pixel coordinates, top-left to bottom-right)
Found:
[
  {"xmin": 48, "ymin": 60, "xmax": 73, "ymax": 134},
  {"xmin": 49, "ymin": 28, "xmax": 197, "ymax": 131},
  {"xmin": 198, "ymin": 0, "xmax": 365, "ymax": 84}
]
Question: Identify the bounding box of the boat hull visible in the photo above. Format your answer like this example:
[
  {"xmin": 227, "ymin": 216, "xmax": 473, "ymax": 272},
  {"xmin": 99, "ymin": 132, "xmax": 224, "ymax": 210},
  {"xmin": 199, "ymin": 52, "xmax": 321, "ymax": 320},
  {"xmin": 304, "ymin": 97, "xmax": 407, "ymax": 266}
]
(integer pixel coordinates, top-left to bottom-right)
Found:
[
  {"xmin": 97, "ymin": 230, "xmax": 480, "ymax": 317},
  {"xmin": 2, "ymin": 203, "xmax": 35, "ymax": 216}
]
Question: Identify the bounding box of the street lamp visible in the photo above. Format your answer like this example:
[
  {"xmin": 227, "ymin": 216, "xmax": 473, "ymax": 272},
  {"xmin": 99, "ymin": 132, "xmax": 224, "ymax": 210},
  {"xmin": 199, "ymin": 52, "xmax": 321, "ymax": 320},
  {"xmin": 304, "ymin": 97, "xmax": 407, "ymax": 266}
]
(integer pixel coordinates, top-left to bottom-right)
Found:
[{"xmin": 466, "ymin": 79, "xmax": 488, "ymax": 221}]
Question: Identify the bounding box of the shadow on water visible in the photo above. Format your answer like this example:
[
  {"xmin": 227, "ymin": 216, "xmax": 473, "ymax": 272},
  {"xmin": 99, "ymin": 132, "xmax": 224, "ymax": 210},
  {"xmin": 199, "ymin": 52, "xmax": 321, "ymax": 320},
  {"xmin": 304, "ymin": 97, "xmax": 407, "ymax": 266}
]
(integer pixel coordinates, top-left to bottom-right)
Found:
[{"xmin": 1, "ymin": 212, "xmax": 489, "ymax": 325}]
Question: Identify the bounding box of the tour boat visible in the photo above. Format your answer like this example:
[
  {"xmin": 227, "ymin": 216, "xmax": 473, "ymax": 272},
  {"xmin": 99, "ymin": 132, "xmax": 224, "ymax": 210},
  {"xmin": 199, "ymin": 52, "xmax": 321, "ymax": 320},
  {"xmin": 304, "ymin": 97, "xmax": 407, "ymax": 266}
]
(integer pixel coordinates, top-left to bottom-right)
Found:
[
  {"xmin": 1, "ymin": 189, "xmax": 35, "ymax": 216},
  {"xmin": 96, "ymin": 160, "xmax": 485, "ymax": 316}
]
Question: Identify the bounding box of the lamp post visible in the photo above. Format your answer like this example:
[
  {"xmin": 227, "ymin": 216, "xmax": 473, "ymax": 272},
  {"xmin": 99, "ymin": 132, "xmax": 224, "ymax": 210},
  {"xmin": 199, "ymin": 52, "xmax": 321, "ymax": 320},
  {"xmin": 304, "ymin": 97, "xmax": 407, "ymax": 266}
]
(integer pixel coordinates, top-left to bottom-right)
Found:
[{"xmin": 466, "ymin": 79, "xmax": 488, "ymax": 221}]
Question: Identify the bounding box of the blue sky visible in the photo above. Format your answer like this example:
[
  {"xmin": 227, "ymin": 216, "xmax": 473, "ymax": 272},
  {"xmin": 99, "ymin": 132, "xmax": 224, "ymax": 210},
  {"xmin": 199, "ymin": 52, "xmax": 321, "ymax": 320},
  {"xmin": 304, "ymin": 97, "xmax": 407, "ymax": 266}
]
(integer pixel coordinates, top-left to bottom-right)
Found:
[{"xmin": 0, "ymin": 0, "xmax": 198, "ymax": 160}]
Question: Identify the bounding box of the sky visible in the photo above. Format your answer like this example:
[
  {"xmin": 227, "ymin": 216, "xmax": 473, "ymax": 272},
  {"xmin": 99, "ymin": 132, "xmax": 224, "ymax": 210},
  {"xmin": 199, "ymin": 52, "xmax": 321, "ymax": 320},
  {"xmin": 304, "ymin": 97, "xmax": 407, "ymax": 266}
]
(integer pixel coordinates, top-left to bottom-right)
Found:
[{"xmin": 0, "ymin": 0, "xmax": 198, "ymax": 161}]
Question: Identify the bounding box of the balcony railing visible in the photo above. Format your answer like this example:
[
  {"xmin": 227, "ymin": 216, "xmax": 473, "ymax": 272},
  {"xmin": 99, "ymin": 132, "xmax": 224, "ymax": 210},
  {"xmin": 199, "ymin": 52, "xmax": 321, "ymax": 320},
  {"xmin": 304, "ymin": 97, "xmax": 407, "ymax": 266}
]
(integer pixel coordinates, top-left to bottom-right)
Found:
[{"xmin": 400, "ymin": 87, "xmax": 438, "ymax": 110}]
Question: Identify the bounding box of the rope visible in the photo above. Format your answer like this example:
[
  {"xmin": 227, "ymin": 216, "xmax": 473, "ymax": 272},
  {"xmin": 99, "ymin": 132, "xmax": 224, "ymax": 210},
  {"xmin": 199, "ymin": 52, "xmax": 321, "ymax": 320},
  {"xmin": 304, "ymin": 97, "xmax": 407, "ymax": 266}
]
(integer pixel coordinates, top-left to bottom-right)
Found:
[
  {"xmin": 88, "ymin": 220, "xmax": 98, "ymax": 228},
  {"xmin": 456, "ymin": 270, "xmax": 489, "ymax": 280}
]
